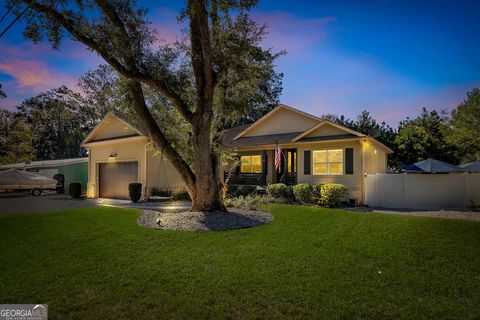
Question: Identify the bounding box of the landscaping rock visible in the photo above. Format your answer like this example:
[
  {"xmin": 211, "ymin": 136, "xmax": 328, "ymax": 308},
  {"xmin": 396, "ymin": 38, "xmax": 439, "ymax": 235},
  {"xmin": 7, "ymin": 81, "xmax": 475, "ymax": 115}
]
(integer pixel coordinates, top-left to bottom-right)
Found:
[{"xmin": 137, "ymin": 208, "xmax": 273, "ymax": 231}]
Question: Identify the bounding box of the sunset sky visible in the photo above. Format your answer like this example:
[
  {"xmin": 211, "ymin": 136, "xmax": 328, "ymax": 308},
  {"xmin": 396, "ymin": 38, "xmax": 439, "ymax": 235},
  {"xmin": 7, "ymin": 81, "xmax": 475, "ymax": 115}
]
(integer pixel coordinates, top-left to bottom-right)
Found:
[{"xmin": 0, "ymin": 0, "xmax": 479, "ymax": 126}]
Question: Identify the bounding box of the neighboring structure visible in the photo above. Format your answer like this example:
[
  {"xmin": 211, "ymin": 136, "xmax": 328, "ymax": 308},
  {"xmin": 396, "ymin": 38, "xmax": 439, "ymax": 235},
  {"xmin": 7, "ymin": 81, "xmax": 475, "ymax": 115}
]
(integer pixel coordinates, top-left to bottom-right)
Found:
[
  {"xmin": 222, "ymin": 104, "xmax": 392, "ymax": 203},
  {"xmin": 0, "ymin": 157, "xmax": 88, "ymax": 191},
  {"xmin": 81, "ymin": 112, "xmax": 184, "ymax": 200},
  {"xmin": 458, "ymin": 162, "xmax": 480, "ymax": 173},
  {"xmin": 83, "ymin": 105, "xmax": 392, "ymax": 203},
  {"xmin": 402, "ymin": 158, "xmax": 464, "ymax": 173}
]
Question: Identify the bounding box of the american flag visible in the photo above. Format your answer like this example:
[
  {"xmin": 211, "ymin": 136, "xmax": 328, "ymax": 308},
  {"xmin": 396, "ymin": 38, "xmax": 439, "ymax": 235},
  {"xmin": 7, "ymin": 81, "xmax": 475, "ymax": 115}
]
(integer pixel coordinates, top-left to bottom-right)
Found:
[{"xmin": 275, "ymin": 143, "xmax": 282, "ymax": 170}]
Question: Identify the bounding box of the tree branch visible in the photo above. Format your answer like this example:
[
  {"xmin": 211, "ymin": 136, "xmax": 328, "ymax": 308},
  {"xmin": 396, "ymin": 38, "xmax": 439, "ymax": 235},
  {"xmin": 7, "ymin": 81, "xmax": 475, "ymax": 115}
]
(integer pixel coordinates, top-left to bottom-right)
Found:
[
  {"xmin": 127, "ymin": 80, "xmax": 196, "ymax": 195},
  {"xmin": 189, "ymin": 0, "xmax": 216, "ymax": 115},
  {"xmin": 22, "ymin": 0, "xmax": 193, "ymax": 123}
]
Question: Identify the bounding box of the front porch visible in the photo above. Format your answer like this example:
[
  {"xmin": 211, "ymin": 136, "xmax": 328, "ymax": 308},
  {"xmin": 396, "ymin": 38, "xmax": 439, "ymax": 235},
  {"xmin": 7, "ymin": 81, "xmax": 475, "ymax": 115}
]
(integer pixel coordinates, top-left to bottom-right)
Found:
[{"xmin": 224, "ymin": 149, "xmax": 297, "ymax": 186}]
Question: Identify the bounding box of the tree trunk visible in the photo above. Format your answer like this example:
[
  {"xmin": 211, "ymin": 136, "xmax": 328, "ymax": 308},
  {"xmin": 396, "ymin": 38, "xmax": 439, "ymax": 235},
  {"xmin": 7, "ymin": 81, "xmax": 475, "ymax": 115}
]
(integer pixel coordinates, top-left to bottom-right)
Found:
[{"xmin": 189, "ymin": 112, "xmax": 226, "ymax": 212}]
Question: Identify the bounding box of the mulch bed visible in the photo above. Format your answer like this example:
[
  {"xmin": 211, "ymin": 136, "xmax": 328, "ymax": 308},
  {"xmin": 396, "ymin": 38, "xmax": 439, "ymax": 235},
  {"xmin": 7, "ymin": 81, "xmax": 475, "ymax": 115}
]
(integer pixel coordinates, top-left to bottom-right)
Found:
[{"xmin": 137, "ymin": 208, "xmax": 273, "ymax": 231}]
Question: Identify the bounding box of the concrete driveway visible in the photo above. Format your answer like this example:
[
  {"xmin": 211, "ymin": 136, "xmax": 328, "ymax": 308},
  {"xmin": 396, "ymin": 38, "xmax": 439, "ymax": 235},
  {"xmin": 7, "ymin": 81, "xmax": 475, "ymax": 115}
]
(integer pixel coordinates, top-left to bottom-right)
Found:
[{"xmin": 0, "ymin": 192, "xmax": 100, "ymax": 215}]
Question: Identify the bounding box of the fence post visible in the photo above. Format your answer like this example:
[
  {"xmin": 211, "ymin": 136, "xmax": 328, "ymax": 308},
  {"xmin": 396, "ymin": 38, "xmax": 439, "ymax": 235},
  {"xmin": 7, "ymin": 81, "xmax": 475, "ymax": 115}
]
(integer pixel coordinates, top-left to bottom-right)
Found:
[{"xmin": 464, "ymin": 172, "xmax": 469, "ymax": 210}]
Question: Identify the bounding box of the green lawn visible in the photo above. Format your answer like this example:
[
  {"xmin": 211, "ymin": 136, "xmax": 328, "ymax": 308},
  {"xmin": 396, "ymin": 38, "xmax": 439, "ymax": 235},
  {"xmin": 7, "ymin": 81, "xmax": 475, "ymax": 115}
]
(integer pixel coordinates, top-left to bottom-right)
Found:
[{"xmin": 0, "ymin": 206, "xmax": 479, "ymax": 319}]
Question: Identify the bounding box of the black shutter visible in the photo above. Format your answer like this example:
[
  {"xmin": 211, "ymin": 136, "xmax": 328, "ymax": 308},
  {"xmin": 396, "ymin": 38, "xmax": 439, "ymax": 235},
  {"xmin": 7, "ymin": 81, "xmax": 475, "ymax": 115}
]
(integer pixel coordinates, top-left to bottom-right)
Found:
[
  {"xmin": 304, "ymin": 150, "xmax": 311, "ymax": 175},
  {"xmin": 345, "ymin": 148, "xmax": 354, "ymax": 174},
  {"xmin": 262, "ymin": 151, "xmax": 268, "ymax": 174},
  {"xmin": 235, "ymin": 155, "xmax": 241, "ymax": 174}
]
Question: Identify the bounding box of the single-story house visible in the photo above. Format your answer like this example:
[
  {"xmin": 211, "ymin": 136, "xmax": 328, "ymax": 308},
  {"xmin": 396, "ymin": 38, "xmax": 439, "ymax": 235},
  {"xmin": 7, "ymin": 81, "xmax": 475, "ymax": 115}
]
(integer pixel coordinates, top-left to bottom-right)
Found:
[
  {"xmin": 222, "ymin": 104, "xmax": 392, "ymax": 203},
  {"xmin": 83, "ymin": 105, "xmax": 391, "ymax": 203},
  {"xmin": 0, "ymin": 157, "xmax": 88, "ymax": 191}
]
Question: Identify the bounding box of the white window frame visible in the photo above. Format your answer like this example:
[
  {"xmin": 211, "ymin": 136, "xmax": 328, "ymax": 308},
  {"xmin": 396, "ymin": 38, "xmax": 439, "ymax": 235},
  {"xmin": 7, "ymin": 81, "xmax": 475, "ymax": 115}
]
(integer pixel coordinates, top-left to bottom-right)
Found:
[
  {"xmin": 312, "ymin": 148, "xmax": 344, "ymax": 176},
  {"xmin": 240, "ymin": 155, "xmax": 262, "ymax": 174}
]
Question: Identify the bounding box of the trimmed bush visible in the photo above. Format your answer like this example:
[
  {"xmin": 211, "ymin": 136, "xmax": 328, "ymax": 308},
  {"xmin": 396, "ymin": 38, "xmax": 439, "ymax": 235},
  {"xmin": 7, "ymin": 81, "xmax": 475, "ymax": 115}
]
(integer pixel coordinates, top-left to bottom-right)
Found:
[
  {"xmin": 128, "ymin": 183, "xmax": 142, "ymax": 203},
  {"xmin": 292, "ymin": 183, "xmax": 313, "ymax": 204},
  {"xmin": 173, "ymin": 190, "xmax": 191, "ymax": 201},
  {"xmin": 266, "ymin": 183, "xmax": 288, "ymax": 199},
  {"xmin": 68, "ymin": 182, "xmax": 82, "ymax": 198},
  {"xmin": 468, "ymin": 199, "xmax": 480, "ymax": 212},
  {"xmin": 227, "ymin": 184, "xmax": 239, "ymax": 197},
  {"xmin": 320, "ymin": 184, "xmax": 348, "ymax": 207},
  {"xmin": 311, "ymin": 184, "xmax": 323, "ymax": 202},
  {"xmin": 150, "ymin": 188, "xmax": 171, "ymax": 197},
  {"xmin": 235, "ymin": 185, "xmax": 257, "ymax": 197}
]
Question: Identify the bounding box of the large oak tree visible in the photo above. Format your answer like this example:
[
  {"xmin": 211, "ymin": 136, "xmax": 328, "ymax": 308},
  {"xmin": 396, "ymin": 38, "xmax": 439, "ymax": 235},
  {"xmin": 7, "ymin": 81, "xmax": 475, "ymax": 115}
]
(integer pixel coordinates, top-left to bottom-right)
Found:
[{"xmin": 9, "ymin": 0, "xmax": 282, "ymax": 211}]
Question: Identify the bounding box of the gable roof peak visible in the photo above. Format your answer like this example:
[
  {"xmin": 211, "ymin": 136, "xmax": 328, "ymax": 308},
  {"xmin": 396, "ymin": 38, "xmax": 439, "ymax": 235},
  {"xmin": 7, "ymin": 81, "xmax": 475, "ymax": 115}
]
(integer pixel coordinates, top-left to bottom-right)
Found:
[
  {"xmin": 81, "ymin": 111, "xmax": 146, "ymax": 146},
  {"xmin": 234, "ymin": 103, "xmax": 323, "ymax": 140}
]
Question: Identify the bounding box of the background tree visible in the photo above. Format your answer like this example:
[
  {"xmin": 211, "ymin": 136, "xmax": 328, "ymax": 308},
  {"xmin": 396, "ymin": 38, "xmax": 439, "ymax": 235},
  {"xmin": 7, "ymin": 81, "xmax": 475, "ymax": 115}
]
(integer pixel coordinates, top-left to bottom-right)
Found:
[
  {"xmin": 1, "ymin": 118, "xmax": 35, "ymax": 164},
  {"xmin": 395, "ymin": 108, "xmax": 457, "ymax": 165},
  {"xmin": 0, "ymin": 109, "xmax": 16, "ymax": 161},
  {"xmin": 17, "ymin": 86, "xmax": 92, "ymax": 160},
  {"xmin": 326, "ymin": 110, "xmax": 399, "ymax": 168},
  {"xmin": 0, "ymin": 84, "xmax": 6, "ymax": 100},
  {"xmin": 11, "ymin": 0, "xmax": 282, "ymax": 211},
  {"xmin": 447, "ymin": 88, "xmax": 480, "ymax": 162}
]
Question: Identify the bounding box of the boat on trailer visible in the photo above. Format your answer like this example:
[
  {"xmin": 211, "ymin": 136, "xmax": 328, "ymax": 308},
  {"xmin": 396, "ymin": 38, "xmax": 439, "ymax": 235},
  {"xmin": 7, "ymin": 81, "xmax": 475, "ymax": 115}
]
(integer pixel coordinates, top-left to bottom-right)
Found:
[{"xmin": 0, "ymin": 169, "xmax": 60, "ymax": 196}]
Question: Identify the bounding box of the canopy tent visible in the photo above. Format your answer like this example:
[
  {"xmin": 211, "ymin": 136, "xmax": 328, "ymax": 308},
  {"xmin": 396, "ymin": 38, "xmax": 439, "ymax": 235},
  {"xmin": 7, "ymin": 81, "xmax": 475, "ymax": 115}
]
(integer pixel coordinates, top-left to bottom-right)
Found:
[
  {"xmin": 458, "ymin": 161, "xmax": 480, "ymax": 172},
  {"xmin": 0, "ymin": 169, "xmax": 58, "ymax": 189},
  {"xmin": 402, "ymin": 158, "xmax": 463, "ymax": 173}
]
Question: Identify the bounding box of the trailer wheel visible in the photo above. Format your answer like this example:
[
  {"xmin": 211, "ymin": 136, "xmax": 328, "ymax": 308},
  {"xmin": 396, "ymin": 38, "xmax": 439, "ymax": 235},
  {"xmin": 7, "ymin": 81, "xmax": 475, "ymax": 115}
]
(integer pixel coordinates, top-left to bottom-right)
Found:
[{"xmin": 32, "ymin": 188, "xmax": 42, "ymax": 196}]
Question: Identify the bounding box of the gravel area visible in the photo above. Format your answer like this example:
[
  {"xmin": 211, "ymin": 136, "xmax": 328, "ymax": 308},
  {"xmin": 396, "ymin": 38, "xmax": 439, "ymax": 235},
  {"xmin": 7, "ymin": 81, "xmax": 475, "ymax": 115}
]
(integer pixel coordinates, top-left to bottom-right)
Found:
[
  {"xmin": 137, "ymin": 208, "xmax": 274, "ymax": 231},
  {"xmin": 372, "ymin": 209, "xmax": 480, "ymax": 221}
]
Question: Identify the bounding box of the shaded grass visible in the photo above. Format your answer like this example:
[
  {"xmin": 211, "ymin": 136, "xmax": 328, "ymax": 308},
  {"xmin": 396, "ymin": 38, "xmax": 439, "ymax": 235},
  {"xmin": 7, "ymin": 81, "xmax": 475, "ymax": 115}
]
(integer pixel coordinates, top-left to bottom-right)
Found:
[{"xmin": 0, "ymin": 205, "xmax": 479, "ymax": 319}]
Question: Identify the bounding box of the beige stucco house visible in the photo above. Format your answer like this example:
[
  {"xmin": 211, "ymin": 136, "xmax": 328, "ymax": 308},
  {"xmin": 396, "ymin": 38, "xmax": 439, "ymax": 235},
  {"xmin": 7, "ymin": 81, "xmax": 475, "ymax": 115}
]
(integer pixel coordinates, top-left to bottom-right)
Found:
[
  {"xmin": 82, "ymin": 105, "xmax": 391, "ymax": 202},
  {"xmin": 222, "ymin": 104, "xmax": 392, "ymax": 203}
]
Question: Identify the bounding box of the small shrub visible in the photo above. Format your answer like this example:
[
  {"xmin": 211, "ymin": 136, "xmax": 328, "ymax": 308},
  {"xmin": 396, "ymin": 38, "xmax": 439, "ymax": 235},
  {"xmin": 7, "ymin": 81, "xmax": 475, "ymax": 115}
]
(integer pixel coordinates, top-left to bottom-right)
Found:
[
  {"xmin": 233, "ymin": 185, "xmax": 257, "ymax": 197},
  {"xmin": 266, "ymin": 183, "xmax": 288, "ymax": 199},
  {"xmin": 320, "ymin": 184, "xmax": 348, "ymax": 207},
  {"xmin": 150, "ymin": 188, "xmax": 171, "ymax": 197},
  {"xmin": 224, "ymin": 194, "xmax": 286, "ymax": 210},
  {"xmin": 311, "ymin": 184, "xmax": 323, "ymax": 202},
  {"xmin": 68, "ymin": 182, "xmax": 82, "ymax": 198},
  {"xmin": 292, "ymin": 183, "xmax": 313, "ymax": 204},
  {"xmin": 128, "ymin": 183, "xmax": 142, "ymax": 203},
  {"xmin": 226, "ymin": 184, "xmax": 239, "ymax": 197},
  {"xmin": 468, "ymin": 199, "xmax": 480, "ymax": 212},
  {"xmin": 173, "ymin": 190, "xmax": 191, "ymax": 201}
]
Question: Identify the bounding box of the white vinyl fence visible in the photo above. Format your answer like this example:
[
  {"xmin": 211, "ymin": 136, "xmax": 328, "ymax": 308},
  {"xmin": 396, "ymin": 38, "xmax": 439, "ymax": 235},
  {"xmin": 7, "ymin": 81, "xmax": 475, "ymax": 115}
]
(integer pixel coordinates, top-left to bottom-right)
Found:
[{"xmin": 364, "ymin": 173, "xmax": 480, "ymax": 210}]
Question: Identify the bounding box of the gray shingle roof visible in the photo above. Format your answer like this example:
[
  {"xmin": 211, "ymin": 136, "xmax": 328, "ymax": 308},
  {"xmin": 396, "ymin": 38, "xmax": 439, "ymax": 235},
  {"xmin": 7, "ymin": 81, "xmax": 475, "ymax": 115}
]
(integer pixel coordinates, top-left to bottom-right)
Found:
[
  {"xmin": 222, "ymin": 124, "xmax": 360, "ymax": 147},
  {"xmin": 402, "ymin": 158, "xmax": 463, "ymax": 173}
]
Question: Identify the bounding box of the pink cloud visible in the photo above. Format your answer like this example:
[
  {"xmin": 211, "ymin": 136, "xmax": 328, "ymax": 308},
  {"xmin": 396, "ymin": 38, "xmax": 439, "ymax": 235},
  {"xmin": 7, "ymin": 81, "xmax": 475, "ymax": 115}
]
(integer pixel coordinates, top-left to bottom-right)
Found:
[
  {"xmin": 0, "ymin": 59, "xmax": 78, "ymax": 92},
  {"xmin": 0, "ymin": 41, "xmax": 101, "ymax": 110}
]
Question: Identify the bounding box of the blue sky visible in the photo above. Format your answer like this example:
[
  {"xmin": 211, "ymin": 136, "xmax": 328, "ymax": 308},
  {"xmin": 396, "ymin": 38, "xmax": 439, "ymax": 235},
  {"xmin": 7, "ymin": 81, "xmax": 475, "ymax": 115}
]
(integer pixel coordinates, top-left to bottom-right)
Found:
[{"xmin": 1, "ymin": 0, "xmax": 479, "ymax": 126}]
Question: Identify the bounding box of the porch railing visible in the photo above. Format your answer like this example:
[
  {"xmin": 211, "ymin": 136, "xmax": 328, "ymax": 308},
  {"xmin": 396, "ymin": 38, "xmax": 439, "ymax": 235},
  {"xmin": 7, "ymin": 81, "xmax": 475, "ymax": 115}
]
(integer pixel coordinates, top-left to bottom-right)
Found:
[{"xmin": 224, "ymin": 172, "xmax": 266, "ymax": 186}]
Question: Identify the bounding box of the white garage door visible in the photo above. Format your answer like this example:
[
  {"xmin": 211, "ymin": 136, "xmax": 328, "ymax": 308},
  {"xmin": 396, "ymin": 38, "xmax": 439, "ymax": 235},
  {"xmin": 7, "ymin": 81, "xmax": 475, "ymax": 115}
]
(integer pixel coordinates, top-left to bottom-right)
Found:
[{"xmin": 99, "ymin": 161, "xmax": 138, "ymax": 199}]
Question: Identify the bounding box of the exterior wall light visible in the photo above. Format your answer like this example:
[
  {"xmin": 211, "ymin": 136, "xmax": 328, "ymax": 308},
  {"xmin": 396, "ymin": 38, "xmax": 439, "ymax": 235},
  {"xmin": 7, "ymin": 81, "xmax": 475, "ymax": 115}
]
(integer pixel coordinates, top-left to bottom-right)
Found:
[
  {"xmin": 87, "ymin": 184, "xmax": 96, "ymax": 198},
  {"xmin": 108, "ymin": 152, "xmax": 117, "ymax": 161}
]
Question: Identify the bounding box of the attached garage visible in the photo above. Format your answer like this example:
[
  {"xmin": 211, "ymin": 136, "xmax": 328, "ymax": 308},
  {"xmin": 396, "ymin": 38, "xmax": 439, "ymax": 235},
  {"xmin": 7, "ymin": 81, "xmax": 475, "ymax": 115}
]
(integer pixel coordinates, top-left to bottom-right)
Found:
[
  {"xmin": 99, "ymin": 161, "xmax": 138, "ymax": 199},
  {"xmin": 81, "ymin": 112, "xmax": 185, "ymax": 200}
]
